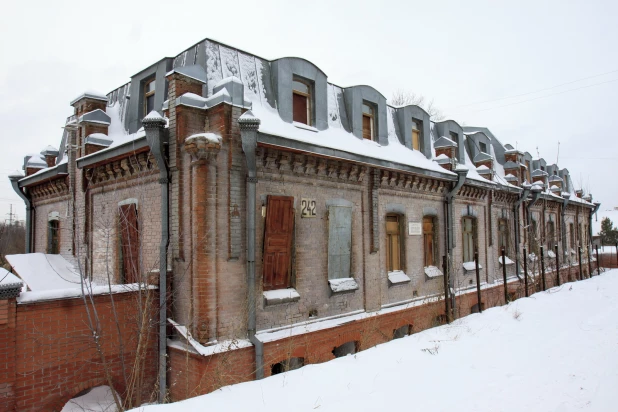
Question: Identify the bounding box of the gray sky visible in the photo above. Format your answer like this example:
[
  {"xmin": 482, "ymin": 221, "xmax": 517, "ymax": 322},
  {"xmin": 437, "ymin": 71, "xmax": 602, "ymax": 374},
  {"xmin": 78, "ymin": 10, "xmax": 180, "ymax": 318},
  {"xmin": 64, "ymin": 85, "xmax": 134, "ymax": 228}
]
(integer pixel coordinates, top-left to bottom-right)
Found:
[{"xmin": 1, "ymin": 0, "xmax": 617, "ymax": 224}]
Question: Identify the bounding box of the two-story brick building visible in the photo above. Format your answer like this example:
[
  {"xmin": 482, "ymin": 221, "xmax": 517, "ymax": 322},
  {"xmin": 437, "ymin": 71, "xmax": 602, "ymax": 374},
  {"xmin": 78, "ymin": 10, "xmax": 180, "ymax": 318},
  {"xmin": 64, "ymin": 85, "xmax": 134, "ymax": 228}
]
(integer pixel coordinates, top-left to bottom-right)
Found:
[{"xmin": 5, "ymin": 38, "xmax": 600, "ymax": 406}]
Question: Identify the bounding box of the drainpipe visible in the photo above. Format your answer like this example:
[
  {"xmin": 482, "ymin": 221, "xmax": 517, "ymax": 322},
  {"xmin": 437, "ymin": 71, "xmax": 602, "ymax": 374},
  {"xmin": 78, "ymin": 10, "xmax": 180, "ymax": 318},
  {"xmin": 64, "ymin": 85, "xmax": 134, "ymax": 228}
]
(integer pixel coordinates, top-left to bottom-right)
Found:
[
  {"xmin": 525, "ymin": 185, "xmax": 543, "ymax": 259},
  {"xmin": 513, "ymin": 184, "xmax": 531, "ymax": 279},
  {"xmin": 560, "ymin": 193, "xmax": 570, "ymax": 263},
  {"xmin": 9, "ymin": 174, "xmax": 32, "ymax": 253},
  {"xmin": 444, "ymin": 165, "xmax": 468, "ymax": 314},
  {"xmin": 142, "ymin": 112, "xmax": 170, "ymax": 404},
  {"xmin": 589, "ymin": 201, "xmax": 601, "ymax": 254},
  {"xmin": 239, "ymin": 111, "xmax": 264, "ymax": 379}
]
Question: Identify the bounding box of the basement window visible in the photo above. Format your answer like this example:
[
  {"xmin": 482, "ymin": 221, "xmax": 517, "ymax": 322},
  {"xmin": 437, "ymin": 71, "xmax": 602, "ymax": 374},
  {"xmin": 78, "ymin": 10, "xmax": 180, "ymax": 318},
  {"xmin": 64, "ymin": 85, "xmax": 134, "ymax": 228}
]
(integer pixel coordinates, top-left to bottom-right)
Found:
[
  {"xmin": 393, "ymin": 325, "xmax": 412, "ymax": 340},
  {"xmin": 332, "ymin": 341, "xmax": 358, "ymax": 358},
  {"xmin": 270, "ymin": 357, "xmax": 305, "ymax": 375}
]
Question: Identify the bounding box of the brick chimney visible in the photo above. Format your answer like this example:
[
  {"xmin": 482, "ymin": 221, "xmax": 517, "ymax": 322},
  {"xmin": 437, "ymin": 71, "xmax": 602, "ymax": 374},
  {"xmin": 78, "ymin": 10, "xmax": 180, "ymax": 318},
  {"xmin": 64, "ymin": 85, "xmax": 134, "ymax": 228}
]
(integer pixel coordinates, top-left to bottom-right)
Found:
[{"xmin": 40, "ymin": 146, "xmax": 59, "ymax": 167}]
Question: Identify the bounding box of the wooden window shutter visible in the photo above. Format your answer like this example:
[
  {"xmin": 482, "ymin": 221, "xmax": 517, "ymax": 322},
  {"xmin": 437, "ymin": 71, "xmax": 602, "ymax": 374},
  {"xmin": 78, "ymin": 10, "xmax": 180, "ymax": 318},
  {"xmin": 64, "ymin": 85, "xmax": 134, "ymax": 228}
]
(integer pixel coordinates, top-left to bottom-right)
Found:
[
  {"xmin": 119, "ymin": 203, "xmax": 139, "ymax": 284},
  {"xmin": 362, "ymin": 115, "xmax": 372, "ymax": 140},
  {"xmin": 412, "ymin": 129, "xmax": 421, "ymax": 151},
  {"xmin": 293, "ymin": 93, "xmax": 308, "ymax": 124},
  {"xmin": 423, "ymin": 217, "xmax": 434, "ymax": 266},
  {"xmin": 263, "ymin": 196, "xmax": 294, "ymax": 290},
  {"xmin": 328, "ymin": 205, "xmax": 352, "ymax": 280}
]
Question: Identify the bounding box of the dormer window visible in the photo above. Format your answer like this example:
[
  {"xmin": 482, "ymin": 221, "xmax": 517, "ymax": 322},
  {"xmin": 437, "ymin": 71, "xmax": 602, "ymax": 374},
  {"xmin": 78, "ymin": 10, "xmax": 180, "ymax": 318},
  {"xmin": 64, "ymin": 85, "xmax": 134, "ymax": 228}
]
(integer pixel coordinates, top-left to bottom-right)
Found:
[
  {"xmin": 449, "ymin": 131, "xmax": 458, "ymax": 143},
  {"xmin": 411, "ymin": 119, "xmax": 421, "ymax": 151},
  {"xmin": 292, "ymin": 78, "xmax": 312, "ymax": 125},
  {"xmin": 362, "ymin": 102, "xmax": 375, "ymax": 140},
  {"xmin": 144, "ymin": 79, "xmax": 155, "ymax": 115},
  {"xmin": 479, "ymin": 141, "xmax": 487, "ymax": 153}
]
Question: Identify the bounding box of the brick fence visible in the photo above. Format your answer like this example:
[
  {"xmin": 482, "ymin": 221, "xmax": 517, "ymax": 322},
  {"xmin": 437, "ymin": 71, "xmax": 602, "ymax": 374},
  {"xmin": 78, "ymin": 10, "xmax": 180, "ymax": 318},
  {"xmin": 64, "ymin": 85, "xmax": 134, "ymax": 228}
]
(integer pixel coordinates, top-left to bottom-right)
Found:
[{"xmin": 0, "ymin": 290, "xmax": 158, "ymax": 412}]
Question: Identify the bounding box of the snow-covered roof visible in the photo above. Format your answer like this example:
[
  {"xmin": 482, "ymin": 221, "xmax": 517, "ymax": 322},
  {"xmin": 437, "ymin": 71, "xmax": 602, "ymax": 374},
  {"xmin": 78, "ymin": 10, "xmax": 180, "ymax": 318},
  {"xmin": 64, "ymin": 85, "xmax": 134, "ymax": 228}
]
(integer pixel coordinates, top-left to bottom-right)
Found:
[
  {"xmin": 0, "ymin": 269, "xmax": 22, "ymax": 288},
  {"xmin": 70, "ymin": 90, "xmax": 108, "ymax": 105},
  {"xmin": 26, "ymin": 156, "xmax": 46, "ymax": 168},
  {"xmin": 79, "ymin": 108, "xmax": 111, "ymax": 125},
  {"xmin": 85, "ymin": 133, "xmax": 113, "ymax": 147},
  {"xmin": 40, "ymin": 145, "xmax": 59, "ymax": 156},
  {"xmin": 5, "ymin": 253, "xmax": 83, "ymax": 292},
  {"xmin": 434, "ymin": 136, "xmax": 457, "ymax": 148},
  {"xmin": 166, "ymin": 64, "xmax": 208, "ymax": 83}
]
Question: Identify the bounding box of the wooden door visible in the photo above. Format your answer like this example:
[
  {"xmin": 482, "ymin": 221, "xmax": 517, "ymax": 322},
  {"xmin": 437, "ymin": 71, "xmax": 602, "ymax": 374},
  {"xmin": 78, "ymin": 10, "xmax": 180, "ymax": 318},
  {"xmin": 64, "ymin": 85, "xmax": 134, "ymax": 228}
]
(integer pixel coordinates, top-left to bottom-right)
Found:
[
  {"xmin": 263, "ymin": 196, "xmax": 294, "ymax": 290},
  {"xmin": 119, "ymin": 203, "xmax": 139, "ymax": 284}
]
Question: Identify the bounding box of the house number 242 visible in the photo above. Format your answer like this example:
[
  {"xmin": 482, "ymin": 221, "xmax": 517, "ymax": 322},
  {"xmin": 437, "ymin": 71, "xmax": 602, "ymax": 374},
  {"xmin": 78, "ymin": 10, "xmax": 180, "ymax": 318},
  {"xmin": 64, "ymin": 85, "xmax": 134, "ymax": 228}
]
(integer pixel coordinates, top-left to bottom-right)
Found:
[{"xmin": 301, "ymin": 198, "xmax": 317, "ymax": 218}]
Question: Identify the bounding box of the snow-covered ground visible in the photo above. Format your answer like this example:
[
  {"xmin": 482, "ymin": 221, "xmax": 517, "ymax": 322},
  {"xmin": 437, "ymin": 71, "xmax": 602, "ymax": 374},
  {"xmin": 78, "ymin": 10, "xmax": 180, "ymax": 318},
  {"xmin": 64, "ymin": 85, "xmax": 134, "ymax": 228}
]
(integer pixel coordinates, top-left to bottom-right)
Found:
[
  {"xmin": 61, "ymin": 386, "xmax": 117, "ymax": 412},
  {"xmin": 133, "ymin": 271, "xmax": 618, "ymax": 412}
]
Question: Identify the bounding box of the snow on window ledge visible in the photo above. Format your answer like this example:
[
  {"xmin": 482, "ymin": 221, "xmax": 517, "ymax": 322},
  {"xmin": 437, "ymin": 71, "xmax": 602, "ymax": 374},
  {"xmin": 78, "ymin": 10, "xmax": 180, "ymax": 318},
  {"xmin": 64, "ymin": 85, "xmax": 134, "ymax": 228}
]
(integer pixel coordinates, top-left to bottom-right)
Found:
[
  {"xmin": 424, "ymin": 266, "xmax": 444, "ymax": 279},
  {"xmin": 293, "ymin": 122, "xmax": 318, "ymax": 133},
  {"xmin": 547, "ymin": 250, "xmax": 557, "ymax": 258},
  {"xmin": 499, "ymin": 256, "xmax": 515, "ymax": 265},
  {"xmin": 463, "ymin": 261, "xmax": 482, "ymax": 272},
  {"xmin": 388, "ymin": 270, "xmax": 411, "ymax": 286},
  {"xmin": 263, "ymin": 288, "xmax": 300, "ymax": 306},
  {"xmin": 328, "ymin": 277, "xmax": 359, "ymax": 294}
]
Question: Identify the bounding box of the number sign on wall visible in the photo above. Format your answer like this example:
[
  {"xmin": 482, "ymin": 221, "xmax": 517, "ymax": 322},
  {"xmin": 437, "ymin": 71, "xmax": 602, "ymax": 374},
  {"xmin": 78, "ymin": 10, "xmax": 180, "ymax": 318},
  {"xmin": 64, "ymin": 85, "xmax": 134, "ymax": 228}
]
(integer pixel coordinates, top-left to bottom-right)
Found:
[
  {"xmin": 301, "ymin": 198, "xmax": 317, "ymax": 218},
  {"xmin": 408, "ymin": 222, "xmax": 422, "ymax": 236}
]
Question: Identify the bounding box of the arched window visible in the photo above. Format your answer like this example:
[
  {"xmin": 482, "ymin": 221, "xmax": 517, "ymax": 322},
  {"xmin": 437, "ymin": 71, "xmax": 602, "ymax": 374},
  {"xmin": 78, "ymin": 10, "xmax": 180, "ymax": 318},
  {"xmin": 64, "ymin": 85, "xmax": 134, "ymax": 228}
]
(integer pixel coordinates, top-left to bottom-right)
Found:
[
  {"xmin": 362, "ymin": 102, "xmax": 375, "ymax": 140},
  {"xmin": 144, "ymin": 78, "xmax": 155, "ymax": 115},
  {"xmin": 292, "ymin": 78, "xmax": 312, "ymax": 125},
  {"xmin": 423, "ymin": 216, "xmax": 437, "ymax": 267},
  {"xmin": 47, "ymin": 219, "xmax": 60, "ymax": 254},
  {"xmin": 386, "ymin": 214, "xmax": 403, "ymax": 272}
]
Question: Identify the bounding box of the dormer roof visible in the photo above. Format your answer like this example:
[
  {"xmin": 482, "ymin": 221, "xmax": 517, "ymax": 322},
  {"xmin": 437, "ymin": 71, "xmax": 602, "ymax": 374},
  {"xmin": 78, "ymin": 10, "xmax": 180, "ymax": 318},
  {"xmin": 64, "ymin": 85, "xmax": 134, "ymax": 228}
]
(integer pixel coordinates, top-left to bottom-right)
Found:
[
  {"xmin": 434, "ymin": 136, "xmax": 457, "ymax": 148},
  {"xmin": 473, "ymin": 152, "xmax": 492, "ymax": 162}
]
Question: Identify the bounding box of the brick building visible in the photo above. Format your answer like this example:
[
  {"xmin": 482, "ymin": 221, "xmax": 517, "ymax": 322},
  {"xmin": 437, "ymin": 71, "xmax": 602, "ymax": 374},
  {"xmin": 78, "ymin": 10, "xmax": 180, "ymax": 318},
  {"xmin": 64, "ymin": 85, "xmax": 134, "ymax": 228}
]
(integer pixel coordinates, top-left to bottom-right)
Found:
[{"xmin": 4, "ymin": 38, "xmax": 600, "ymax": 407}]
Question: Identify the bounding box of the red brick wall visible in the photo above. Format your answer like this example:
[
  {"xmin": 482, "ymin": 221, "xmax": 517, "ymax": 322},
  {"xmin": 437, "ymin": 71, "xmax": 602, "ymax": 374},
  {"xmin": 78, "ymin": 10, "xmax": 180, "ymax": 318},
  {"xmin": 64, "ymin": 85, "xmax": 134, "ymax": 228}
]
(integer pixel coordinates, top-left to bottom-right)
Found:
[{"xmin": 1, "ymin": 291, "xmax": 157, "ymax": 412}]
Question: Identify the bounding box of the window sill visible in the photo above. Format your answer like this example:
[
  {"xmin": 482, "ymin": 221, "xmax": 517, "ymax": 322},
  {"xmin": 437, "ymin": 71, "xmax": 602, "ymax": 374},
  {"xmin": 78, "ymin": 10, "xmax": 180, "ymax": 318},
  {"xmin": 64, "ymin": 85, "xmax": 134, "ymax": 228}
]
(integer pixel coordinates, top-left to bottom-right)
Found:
[
  {"xmin": 463, "ymin": 261, "xmax": 482, "ymax": 273},
  {"xmin": 424, "ymin": 266, "xmax": 443, "ymax": 279},
  {"xmin": 498, "ymin": 256, "xmax": 515, "ymax": 265},
  {"xmin": 293, "ymin": 121, "xmax": 318, "ymax": 132},
  {"xmin": 263, "ymin": 288, "xmax": 300, "ymax": 306},
  {"xmin": 328, "ymin": 277, "xmax": 359, "ymax": 295},
  {"xmin": 388, "ymin": 271, "xmax": 411, "ymax": 286}
]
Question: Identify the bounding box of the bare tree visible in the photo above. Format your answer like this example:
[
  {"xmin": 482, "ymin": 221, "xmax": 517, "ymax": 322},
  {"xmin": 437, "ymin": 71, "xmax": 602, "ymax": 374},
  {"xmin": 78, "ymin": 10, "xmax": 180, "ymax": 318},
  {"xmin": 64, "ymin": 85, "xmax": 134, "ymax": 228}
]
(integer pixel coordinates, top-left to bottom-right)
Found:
[{"xmin": 390, "ymin": 89, "xmax": 445, "ymax": 121}]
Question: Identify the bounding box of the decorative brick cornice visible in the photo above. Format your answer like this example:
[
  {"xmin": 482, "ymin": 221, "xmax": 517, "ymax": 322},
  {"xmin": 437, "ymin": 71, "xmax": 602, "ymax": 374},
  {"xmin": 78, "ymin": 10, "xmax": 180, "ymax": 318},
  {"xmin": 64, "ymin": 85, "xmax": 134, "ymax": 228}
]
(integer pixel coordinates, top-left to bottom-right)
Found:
[
  {"xmin": 457, "ymin": 185, "xmax": 488, "ymax": 200},
  {"xmin": 256, "ymin": 147, "xmax": 367, "ymax": 183},
  {"xmin": 379, "ymin": 170, "xmax": 447, "ymax": 194},
  {"xmin": 184, "ymin": 133, "xmax": 222, "ymax": 162},
  {"xmin": 84, "ymin": 151, "xmax": 156, "ymax": 187},
  {"xmin": 29, "ymin": 177, "xmax": 69, "ymax": 200}
]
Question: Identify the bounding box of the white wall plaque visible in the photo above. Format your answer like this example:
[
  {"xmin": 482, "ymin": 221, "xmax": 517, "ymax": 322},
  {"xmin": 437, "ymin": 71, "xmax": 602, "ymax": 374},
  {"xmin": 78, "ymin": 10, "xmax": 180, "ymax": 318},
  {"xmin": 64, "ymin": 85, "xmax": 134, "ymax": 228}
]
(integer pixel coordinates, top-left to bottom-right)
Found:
[
  {"xmin": 301, "ymin": 198, "xmax": 317, "ymax": 218},
  {"xmin": 408, "ymin": 222, "xmax": 422, "ymax": 236}
]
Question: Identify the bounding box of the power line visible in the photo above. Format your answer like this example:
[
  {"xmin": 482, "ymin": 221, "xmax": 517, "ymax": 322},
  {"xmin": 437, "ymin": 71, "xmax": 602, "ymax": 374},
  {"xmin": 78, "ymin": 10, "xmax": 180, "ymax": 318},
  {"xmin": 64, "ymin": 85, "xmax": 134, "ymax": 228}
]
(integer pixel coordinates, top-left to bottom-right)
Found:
[
  {"xmin": 447, "ymin": 68, "xmax": 618, "ymax": 110},
  {"xmin": 464, "ymin": 77, "xmax": 618, "ymax": 113}
]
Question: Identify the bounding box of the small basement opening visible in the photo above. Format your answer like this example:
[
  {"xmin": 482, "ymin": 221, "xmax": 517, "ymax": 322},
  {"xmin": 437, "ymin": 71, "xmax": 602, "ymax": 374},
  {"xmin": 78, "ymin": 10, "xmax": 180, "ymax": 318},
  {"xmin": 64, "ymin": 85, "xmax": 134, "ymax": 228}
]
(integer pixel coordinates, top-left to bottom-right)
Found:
[
  {"xmin": 471, "ymin": 302, "xmax": 485, "ymax": 313},
  {"xmin": 332, "ymin": 341, "xmax": 358, "ymax": 358},
  {"xmin": 270, "ymin": 357, "xmax": 305, "ymax": 376},
  {"xmin": 392, "ymin": 324, "xmax": 413, "ymax": 340}
]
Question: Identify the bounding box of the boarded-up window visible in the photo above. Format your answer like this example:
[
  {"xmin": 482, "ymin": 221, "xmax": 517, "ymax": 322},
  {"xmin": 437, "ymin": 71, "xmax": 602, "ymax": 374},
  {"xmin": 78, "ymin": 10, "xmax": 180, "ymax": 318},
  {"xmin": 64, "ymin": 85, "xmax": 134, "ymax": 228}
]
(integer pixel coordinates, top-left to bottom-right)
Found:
[
  {"xmin": 263, "ymin": 196, "xmax": 294, "ymax": 291},
  {"xmin": 462, "ymin": 217, "xmax": 475, "ymax": 262},
  {"xmin": 48, "ymin": 220, "xmax": 60, "ymax": 254},
  {"xmin": 423, "ymin": 216, "xmax": 436, "ymax": 267},
  {"xmin": 328, "ymin": 205, "xmax": 352, "ymax": 279},
  {"xmin": 119, "ymin": 203, "xmax": 139, "ymax": 284},
  {"xmin": 412, "ymin": 119, "xmax": 421, "ymax": 151},
  {"xmin": 386, "ymin": 214, "xmax": 403, "ymax": 272},
  {"xmin": 293, "ymin": 79, "xmax": 311, "ymax": 125},
  {"xmin": 569, "ymin": 223, "xmax": 575, "ymax": 248},
  {"xmin": 362, "ymin": 103, "xmax": 375, "ymax": 140}
]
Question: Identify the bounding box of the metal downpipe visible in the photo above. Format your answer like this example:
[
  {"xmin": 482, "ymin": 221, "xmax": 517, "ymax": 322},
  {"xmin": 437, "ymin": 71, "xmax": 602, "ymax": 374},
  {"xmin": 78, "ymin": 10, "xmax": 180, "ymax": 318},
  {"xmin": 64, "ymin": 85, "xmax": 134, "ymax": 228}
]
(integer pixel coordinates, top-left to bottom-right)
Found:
[
  {"xmin": 445, "ymin": 167, "xmax": 468, "ymax": 316},
  {"xmin": 143, "ymin": 113, "xmax": 170, "ymax": 403},
  {"xmin": 513, "ymin": 185, "xmax": 531, "ymax": 279},
  {"xmin": 239, "ymin": 111, "xmax": 264, "ymax": 379},
  {"xmin": 9, "ymin": 175, "xmax": 32, "ymax": 253}
]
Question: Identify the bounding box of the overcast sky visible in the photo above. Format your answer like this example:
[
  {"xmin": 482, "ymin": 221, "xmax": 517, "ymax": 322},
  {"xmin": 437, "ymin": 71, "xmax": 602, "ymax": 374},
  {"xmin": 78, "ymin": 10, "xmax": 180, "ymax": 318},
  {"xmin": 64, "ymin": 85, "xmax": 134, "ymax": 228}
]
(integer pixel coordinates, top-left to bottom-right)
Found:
[{"xmin": 1, "ymin": 0, "xmax": 617, "ymax": 225}]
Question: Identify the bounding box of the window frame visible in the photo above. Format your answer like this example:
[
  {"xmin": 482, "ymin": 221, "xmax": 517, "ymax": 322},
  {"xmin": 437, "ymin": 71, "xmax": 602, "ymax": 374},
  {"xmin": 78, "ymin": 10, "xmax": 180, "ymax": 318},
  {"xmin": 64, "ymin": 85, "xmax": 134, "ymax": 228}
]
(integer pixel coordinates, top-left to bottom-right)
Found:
[
  {"xmin": 47, "ymin": 218, "xmax": 60, "ymax": 255},
  {"xmin": 411, "ymin": 119, "xmax": 422, "ymax": 151},
  {"xmin": 498, "ymin": 218, "xmax": 509, "ymax": 255},
  {"xmin": 422, "ymin": 216, "xmax": 437, "ymax": 267},
  {"xmin": 292, "ymin": 77, "xmax": 313, "ymax": 126},
  {"xmin": 462, "ymin": 217, "xmax": 476, "ymax": 263},
  {"xmin": 143, "ymin": 78, "xmax": 156, "ymax": 116},
  {"xmin": 362, "ymin": 101, "xmax": 376, "ymax": 141},
  {"xmin": 385, "ymin": 213, "xmax": 404, "ymax": 272},
  {"xmin": 479, "ymin": 141, "xmax": 487, "ymax": 154}
]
